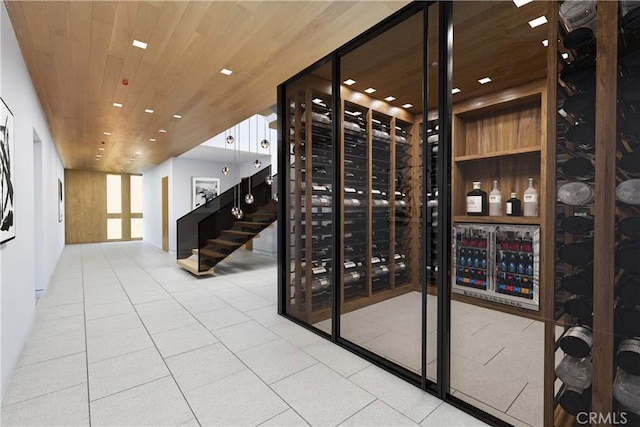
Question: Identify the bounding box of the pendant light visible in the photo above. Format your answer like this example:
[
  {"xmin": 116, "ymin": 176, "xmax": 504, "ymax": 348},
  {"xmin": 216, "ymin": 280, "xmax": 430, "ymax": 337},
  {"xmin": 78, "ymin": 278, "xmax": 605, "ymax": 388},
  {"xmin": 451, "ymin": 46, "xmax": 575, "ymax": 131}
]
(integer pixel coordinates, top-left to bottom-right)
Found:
[
  {"xmin": 245, "ymin": 119, "xmax": 255, "ymax": 205},
  {"xmin": 233, "ymin": 125, "xmax": 243, "ymax": 219},
  {"xmin": 222, "ymin": 130, "xmax": 230, "ymax": 176},
  {"xmin": 261, "ymin": 117, "xmax": 270, "ymax": 149},
  {"xmin": 253, "ymin": 118, "xmax": 261, "ymax": 169}
]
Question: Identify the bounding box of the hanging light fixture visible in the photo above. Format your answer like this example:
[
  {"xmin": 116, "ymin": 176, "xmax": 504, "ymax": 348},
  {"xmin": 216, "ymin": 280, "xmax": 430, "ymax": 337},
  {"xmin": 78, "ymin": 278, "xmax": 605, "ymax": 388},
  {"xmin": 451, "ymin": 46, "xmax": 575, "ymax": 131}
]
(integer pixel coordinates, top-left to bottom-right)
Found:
[
  {"xmin": 272, "ymin": 193, "xmax": 279, "ymax": 202},
  {"xmin": 265, "ymin": 175, "xmax": 273, "ymax": 185},
  {"xmin": 261, "ymin": 117, "xmax": 270, "ymax": 149},
  {"xmin": 231, "ymin": 126, "xmax": 240, "ymax": 216},
  {"xmin": 222, "ymin": 129, "xmax": 231, "ymax": 175},
  {"xmin": 253, "ymin": 159, "xmax": 261, "ymax": 169},
  {"xmin": 245, "ymin": 120, "xmax": 255, "ymax": 204}
]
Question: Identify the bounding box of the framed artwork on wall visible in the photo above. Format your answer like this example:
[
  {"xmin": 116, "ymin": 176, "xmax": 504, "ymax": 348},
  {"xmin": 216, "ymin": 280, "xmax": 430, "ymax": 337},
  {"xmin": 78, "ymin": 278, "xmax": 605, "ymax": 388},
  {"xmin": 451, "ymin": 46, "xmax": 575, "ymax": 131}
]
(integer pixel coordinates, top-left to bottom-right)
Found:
[
  {"xmin": 1, "ymin": 97, "xmax": 15, "ymax": 244},
  {"xmin": 58, "ymin": 178, "xmax": 63, "ymax": 222},
  {"xmin": 192, "ymin": 177, "xmax": 220, "ymax": 210}
]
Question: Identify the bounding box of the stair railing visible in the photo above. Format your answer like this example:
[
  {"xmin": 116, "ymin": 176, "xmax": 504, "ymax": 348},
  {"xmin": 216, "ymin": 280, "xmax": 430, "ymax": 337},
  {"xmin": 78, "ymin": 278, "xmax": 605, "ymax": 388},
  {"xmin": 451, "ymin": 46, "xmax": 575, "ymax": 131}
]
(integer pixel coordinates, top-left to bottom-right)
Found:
[{"xmin": 177, "ymin": 166, "xmax": 275, "ymax": 272}]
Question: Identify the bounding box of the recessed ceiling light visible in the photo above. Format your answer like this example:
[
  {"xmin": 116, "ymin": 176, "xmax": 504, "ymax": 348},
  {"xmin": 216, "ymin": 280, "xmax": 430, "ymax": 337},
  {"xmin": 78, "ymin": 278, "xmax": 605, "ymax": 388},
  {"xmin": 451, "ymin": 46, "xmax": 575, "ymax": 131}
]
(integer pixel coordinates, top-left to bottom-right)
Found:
[
  {"xmin": 364, "ymin": 87, "xmax": 376, "ymax": 94},
  {"xmin": 402, "ymin": 103, "xmax": 413, "ymax": 108},
  {"xmin": 145, "ymin": 109, "xmax": 154, "ymax": 114},
  {"xmin": 452, "ymin": 88, "xmax": 461, "ymax": 94},
  {"xmin": 158, "ymin": 129, "xmax": 167, "ymax": 134},
  {"xmin": 173, "ymin": 114, "xmax": 182, "ymax": 119},
  {"xmin": 132, "ymin": 39, "xmax": 148, "ymax": 49},
  {"xmin": 135, "ymin": 151, "xmax": 142, "ymax": 155},
  {"xmin": 513, "ymin": 0, "xmax": 533, "ymax": 7},
  {"xmin": 562, "ymin": 52, "xmax": 569, "ymax": 60},
  {"xmin": 103, "ymin": 132, "xmax": 111, "ymax": 136},
  {"xmin": 528, "ymin": 16, "xmax": 548, "ymax": 28},
  {"xmin": 98, "ymin": 147, "xmax": 105, "ymax": 151},
  {"xmin": 478, "ymin": 77, "xmax": 492, "ymax": 84},
  {"xmin": 130, "ymin": 157, "xmax": 136, "ymax": 161},
  {"xmin": 343, "ymin": 79, "xmax": 356, "ymax": 86},
  {"xmin": 113, "ymin": 102, "xmax": 123, "ymax": 108},
  {"xmin": 220, "ymin": 68, "xmax": 233, "ymax": 75},
  {"xmin": 542, "ymin": 39, "xmax": 549, "ymax": 47},
  {"xmin": 385, "ymin": 96, "xmax": 396, "ymax": 102},
  {"xmin": 150, "ymin": 138, "xmax": 156, "ymax": 142},
  {"xmin": 96, "ymin": 154, "xmax": 102, "ymax": 158}
]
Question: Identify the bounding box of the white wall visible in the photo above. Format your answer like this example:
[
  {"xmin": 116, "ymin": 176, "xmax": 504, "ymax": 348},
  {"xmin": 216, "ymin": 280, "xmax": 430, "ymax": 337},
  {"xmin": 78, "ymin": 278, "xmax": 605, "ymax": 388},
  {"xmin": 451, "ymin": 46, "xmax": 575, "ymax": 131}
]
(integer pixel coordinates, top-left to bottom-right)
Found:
[
  {"xmin": 1, "ymin": 2, "xmax": 65, "ymax": 398},
  {"xmin": 142, "ymin": 158, "xmax": 173, "ymax": 251}
]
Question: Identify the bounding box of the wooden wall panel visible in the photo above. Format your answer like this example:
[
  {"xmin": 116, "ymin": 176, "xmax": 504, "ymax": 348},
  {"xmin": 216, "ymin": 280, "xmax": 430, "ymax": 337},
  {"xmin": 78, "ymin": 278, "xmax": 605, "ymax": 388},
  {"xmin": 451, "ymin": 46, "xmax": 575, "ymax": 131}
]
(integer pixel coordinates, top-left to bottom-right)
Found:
[{"xmin": 65, "ymin": 169, "xmax": 107, "ymax": 244}]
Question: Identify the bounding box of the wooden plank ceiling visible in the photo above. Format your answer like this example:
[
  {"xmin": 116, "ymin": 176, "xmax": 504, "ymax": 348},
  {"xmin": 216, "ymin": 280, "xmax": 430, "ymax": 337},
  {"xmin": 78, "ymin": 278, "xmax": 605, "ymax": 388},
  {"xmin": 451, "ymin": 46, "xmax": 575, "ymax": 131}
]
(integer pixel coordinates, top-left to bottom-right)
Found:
[{"xmin": 5, "ymin": 0, "xmax": 409, "ymax": 173}]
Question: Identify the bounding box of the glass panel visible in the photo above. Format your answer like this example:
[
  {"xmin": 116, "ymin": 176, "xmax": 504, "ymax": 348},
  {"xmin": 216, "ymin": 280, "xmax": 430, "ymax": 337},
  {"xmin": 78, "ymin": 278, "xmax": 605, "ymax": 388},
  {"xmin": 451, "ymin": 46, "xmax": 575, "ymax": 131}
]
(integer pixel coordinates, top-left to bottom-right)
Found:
[
  {"xmin": 339, "ymin": 10, "xmax": 424, "ymax": 375},
  {"xmin": 450, "ymin": 2, "xmax": 547, "ymax": 424},
  {"xmin": 107, "ymin": 218, "xmax": 122, "ymax": 240},
  {"xmin": 131, "ymin": 218, "xmax": 143, "ymax": 239},
  {"xmin": 106, "ymin": 174, "xmax": 122, "ymax": 214},
  {"xmin": 130, "ymin": 175, "xmax": 143, "ymax": 214},
  {"xmin": 284, "ymin": 61, "xmax": 334, "ymax": 332}
]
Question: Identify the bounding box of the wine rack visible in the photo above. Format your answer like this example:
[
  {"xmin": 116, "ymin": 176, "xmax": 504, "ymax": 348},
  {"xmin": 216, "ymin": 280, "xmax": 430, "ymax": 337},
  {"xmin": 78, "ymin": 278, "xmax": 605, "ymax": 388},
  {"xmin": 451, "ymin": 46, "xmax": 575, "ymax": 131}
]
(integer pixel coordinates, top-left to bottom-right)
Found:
[{"xmin": 425, "ymin": 119, "xmax": 438, "ymax": 287}]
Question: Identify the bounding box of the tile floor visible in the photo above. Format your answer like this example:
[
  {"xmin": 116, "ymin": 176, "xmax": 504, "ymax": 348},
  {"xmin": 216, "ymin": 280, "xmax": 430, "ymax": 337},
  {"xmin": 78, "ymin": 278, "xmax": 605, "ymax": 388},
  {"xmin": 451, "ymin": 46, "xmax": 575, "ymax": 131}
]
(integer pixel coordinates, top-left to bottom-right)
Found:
[
  {"xmin": 316, "ymin": 292, "xmax": 545, "ymax": 427},
  {"xmin": 1, "ymin": 242, "xmax": 487, "ymax": 427}
]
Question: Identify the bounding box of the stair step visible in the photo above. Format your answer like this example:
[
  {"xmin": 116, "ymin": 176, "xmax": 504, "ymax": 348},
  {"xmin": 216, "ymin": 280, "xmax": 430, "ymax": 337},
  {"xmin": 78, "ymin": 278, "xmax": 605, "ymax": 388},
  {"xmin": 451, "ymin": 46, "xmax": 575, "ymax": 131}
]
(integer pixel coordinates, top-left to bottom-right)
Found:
[
  {"xmin": 177, "ymin": 258, "xmax": 214, "ymax": 276},
  {"xmin": 221, "ymin": 229, "xmax": 256, "ymax": 237},
  {"xmin": 194, "ymin": 248, "xmax": 227, "ymax": 260},
  {"xmin": 234, "ymin": 221, "xmax": 266, "ymax": 228},
  {"xmin": 207, "ymin": 239, "xmax": 243, "ymax": 248},
  {"xmin": 245, "ymin": 212, "xmax": 276, "ymax": 219}
]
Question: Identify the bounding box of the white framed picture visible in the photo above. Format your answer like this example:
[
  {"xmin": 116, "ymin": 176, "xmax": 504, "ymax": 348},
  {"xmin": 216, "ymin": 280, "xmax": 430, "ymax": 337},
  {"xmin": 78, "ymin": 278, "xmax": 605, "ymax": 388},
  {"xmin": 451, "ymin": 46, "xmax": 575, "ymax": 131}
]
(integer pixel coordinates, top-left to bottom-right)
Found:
[{"xmin": 192, "ymin": 177, "xmax": 220, "ymax": 210}]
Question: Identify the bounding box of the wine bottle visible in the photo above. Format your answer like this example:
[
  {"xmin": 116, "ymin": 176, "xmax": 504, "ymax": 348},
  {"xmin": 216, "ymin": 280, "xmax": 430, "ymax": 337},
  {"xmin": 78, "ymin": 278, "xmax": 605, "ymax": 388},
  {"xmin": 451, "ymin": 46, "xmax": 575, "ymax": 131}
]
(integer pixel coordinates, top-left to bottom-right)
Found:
[
  {"xmin": 613, "ymin": 368, "xmax": 640, "ymax": 413},
  {"xmin": 617, "ymin": 338, "xmax": 640, "ymax": 377},
  {"xmin": 558, "ymin": 239, "xmax": 594, "ymax": 266},
  {"xmin": 523, "ymin": 178, "xmax": 538, "ymax": 217},
  {"xmin": 556, "ymin": 354, "xmax": 593, "ymax": 389},
  {"xmin": 466, "ymin": 182, "xmax": 487, "ymax": 216},
  {"xmin": 561, "ymin": 157, "xmax": 594, "ymax": 180},
  {"xmin": 559, "ymin": 386, "xmax": 592, "ymax": 416},
  {"xmin": 561, "ymin": 269, "xmax": 594, "ymax": 296},
  {"xmin": 561, "ymin": 214, "xmax": 594, "ymax": 235},
  {"xmin": 560, "ymin": 325, "xmax": 593, "ymax": 358},
  {"xmin": 489, "ymin": 180, "xmax": 502, "ymax": 216},
  {"xmin": 506, "ymin": 192, "xmax": 522, "ymax": 216},
  {"xmin": 564, "ymin": 294, "xmax": 593, "ymax": 320},
  {"xmin": 558, "ymin": 181, "xmax": 595, "ymax": 206}
]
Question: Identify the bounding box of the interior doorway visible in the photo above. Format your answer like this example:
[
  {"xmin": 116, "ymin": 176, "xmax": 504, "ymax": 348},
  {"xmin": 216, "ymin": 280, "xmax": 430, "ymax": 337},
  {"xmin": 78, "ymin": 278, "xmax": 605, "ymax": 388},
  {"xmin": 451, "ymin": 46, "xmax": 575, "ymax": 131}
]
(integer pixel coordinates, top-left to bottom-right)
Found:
[{"xmin": 162, "ymin": 176, "xmax": 169, "ymax": 252}]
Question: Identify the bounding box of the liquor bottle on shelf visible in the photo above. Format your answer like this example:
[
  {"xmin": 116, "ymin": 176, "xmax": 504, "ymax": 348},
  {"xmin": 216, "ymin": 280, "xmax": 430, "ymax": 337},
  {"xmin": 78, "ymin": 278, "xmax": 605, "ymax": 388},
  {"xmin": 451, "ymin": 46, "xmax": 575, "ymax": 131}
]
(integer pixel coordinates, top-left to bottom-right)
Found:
[
  {"xmin": 523, "ymin": 178, "xmax": 539, "ymax": 217},
  {"xmin": 466, "ymin": 181, "xmax": 488, "ymax": 216},
  {"xmin": 489, "ymin": 180, "xmax": 502, "ymax": 216},
  {"xmin": 506, "ymin": 192, "xmax": 522, "ymax": 216},
  {"xmin": 555, "ymin": 354, "xmax": 593, "ymax": 389}
]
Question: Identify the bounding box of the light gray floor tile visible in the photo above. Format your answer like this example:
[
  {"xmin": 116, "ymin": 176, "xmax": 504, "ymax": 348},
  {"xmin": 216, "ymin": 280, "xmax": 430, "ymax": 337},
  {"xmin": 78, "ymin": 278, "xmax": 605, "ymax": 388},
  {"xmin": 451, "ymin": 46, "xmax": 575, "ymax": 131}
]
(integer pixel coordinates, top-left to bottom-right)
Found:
[
  {"xmin": 360, "ymin": 330, "xmax": 421, "ymax": 373},
  {"xmin": 165, "ymin": 343, "xmax": 245, "ymax": 392},
  {"xmin": 84, "ymin": 299, "xmax": 135, "ymax": 321},
  {"xmin": 185, "ymin": 369, "xmax": 288, "ymax": 427},
  {"xmin": 127, "ymin": 289, "xmax": 173, "ymax": 305},
  {"xmin": 1, "ymin": 383, "xmax": 89, "ymax": 427},
  {"xmin": 302, "ymin": 341, "xmax": 370, "ymax": 378},
  {"xmin": 248, "ymin": 284, "xmax": 278, "ymax": 304},
  {"xmin": 350, "ymin": 366, "xmax": 441, "ymax": 423},
  {"xmin": 260, "ymin": 409, "xmax": 310, "ymax": 426},
  {"xmin": 226, "ymin": 292, "xmax": 273, "ymax": 312},
  {"xmin": 36, "ymin": 291, "xmax": 83, "ymax": 308},
  {"xmin": 138, "ymin": 308, "xmax": 198, "ymax": 334},
  {"xmin": 86, "ymin": 311, "xmax": 143, "ymax": 338},
  {"xmin": 195, "ymin": 306, "xmax": 250, "ymax": 331},
  {"xmin": 134, "ymin": 297, "xmax": 184, "ymax": 315},
  {"xmin": 152, "ymin": 324, "xmax": 218, "ymax": 358},
  {"xmin": 87, "ymin": 326, "xmax": 155, "ymax": 364},
  {"xmin": 90, "ymin": 376, "xmax": 194, "ymax": 426},
  {"xmin": 30, "ymin": 314, "xmax": 85, "ymax": 340},
  {"xmin": 35, "ymin": 302, "xmax": 85, "ymax": 322},
  {"xmin": 272, "ymin": 364, "xmax": 375, "ymax": 426},
  {"xmin": 420, "ymin": 402, "xmax": 488, "ymax": 426},
  {"xmin": 270, "ymin": 322, "xmax": 324, "ymax": 348},
  {"xmin": 245, "ymin": 305, "xmax": 288, "ymax": 328},
  {"xmin": 179, "ymin": 419, "xmax": 200, "ymax": 426},
  {"xmin": 213, "ymin": 320, "xmax": 279, "ymax": 352},
  {"xmin": 237, "ymin": 338, "xmax": 317, "ymax": 384},
  {"xmin": 451, "ymin": 391, "xmax": 530, "ymax": 427},
  {"xmin": 88, "ymin": 347, "xmax": 169, "ymax": 400},
  {"xmin": 16, "ymin": 323, "xmax": 85, "ymax": 367},
  {"xmin": 506, "ymin": 382, "xmax": 543, "ymax": 427},
  {"xmin": 2, "ymin": 353, "xmax": 87, "ymax": 406},
  {"xmin": 175, "ymin": 294, "xmax": 229, "ymax": 315},
  {"xmin": 341, "ymin": 400, "xmax": 418, "ymax": 426}
]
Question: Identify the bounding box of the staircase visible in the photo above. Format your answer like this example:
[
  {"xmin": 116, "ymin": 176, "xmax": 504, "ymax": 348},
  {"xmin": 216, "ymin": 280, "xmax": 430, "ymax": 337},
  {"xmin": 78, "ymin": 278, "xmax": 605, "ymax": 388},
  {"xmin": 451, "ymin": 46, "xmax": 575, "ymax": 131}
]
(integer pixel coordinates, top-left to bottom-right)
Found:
[
  {"xmin": 176, "ymin": 167, "xmax": 276, "ymax": 276},
  {"xmin": 177, "ymin": 200, "xmax": 277, "ymax": 275}
]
